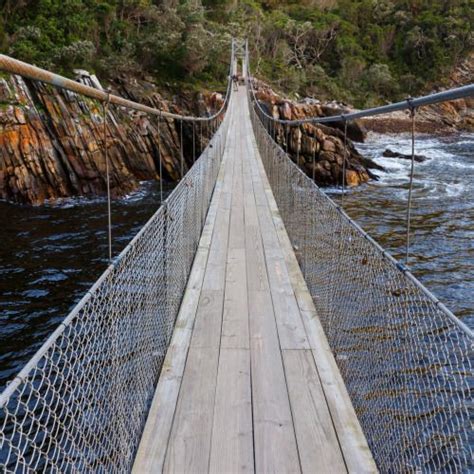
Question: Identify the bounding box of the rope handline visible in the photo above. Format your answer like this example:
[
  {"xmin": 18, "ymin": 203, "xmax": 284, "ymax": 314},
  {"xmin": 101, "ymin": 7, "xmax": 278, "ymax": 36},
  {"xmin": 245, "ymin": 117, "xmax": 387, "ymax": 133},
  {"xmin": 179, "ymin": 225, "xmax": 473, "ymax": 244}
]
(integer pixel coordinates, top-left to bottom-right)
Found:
[{"xmin": 0, "ymin": 54, "xmax": 235, "ymax": 124}]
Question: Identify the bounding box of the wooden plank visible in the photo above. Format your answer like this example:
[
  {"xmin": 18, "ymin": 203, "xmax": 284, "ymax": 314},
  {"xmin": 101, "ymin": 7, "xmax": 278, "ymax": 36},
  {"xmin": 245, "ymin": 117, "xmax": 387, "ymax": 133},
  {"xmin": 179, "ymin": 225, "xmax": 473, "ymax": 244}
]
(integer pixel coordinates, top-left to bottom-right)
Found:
[
  {"xmin": 209, "ymin": 348, "xmax": 254, "ymax": 474},
  {"xmin": 242, "ymin": 153, "xmax": 259, "ymax": 229},
  {"xmin": 248, "ymin": 290, "xmax": 301, "ymax": 473},
  {"xmin": 132, "ymin": 325, "xmax": 193, "ymax": 474},
  {"xmin": 228, "ymin": 144, "xmax": 245, "ymax": 250},
  {"xmin": 264, "ymin": 257, "xmax": 310, "ymax": 350},
  {"xmin": 202, "ymin": 146, "xmax": 234, "ymax": 291},
  {"xmin": 190, "ymin": 289, "xmax": 224, "ymax": 349},
  {"xmin": 222, "ymin": 248, "xmax": 249, "ymax": 349},
  {"xmin": 307, "ymin": 316, "xmax": 378, "ymax": 473},
  {"xmin": 244, "ymin": 135, "xmax": 309, "ymax": 350},
  {"xmin": 163, "ymin": 345, "xmax": 219, "ymax": 473},
  {"xmin": 282, "ymin": 350, "xmax": 347, "ymax": 474},
  {"xmin": 202, "ymin": 208, "xmax": 230, "ymax": 290},
  {"xmin": 255, "ymin": 203, "xmax": 310, "ymax": 350},
  {"xmin": 244, "ymin": 225, "xmax": 269, "ymax": 292}
]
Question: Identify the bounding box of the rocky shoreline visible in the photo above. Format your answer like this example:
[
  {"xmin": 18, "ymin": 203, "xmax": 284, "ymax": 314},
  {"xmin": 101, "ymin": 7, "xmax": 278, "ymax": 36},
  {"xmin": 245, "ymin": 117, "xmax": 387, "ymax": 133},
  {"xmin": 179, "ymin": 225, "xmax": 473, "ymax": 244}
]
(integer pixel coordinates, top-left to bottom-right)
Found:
[
  {"xmin": 0, "ymin": 71, "xmax": 222, "ymax": 205},
  {"xmin": 1, "ymin": 55, "xmax": 471, "ymax": 205},
  {"xmin": 1, "ymin": 70, "xmax": 381, "ymax": 205},
  {"xmin": 253, "ymin": 83, "xmax": 383, "ymax": 187},
  {"xmin": 361, "ymin": 100, "xmax": 474, "ymax": 135}
]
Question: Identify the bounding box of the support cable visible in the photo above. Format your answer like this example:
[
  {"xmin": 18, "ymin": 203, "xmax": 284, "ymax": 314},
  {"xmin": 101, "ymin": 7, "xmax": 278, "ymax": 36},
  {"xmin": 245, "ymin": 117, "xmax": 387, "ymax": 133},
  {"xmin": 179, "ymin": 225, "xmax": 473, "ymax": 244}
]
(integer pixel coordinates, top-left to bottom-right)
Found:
[
  {"xmin": 200, "ymin": 121, "xmax": 203, "ymax": 156},
  {"xmin": 341, "ymin": 118, "xmax": 348, "ymax": 206},
  {"xmin": 159, "ymin": 110, "xmax": 163, "ymax": 203},
  {"xmin": 192, "ymin": 122, "xmax": 196, "ymax": 164},
  {"xmin": 296, "ymin": 125, "xmax": 300, "ymax": 167},
  {"xmin": 102, "ymin": 93, "xmax": 112, "ymax": 263},
  {"xmin": 405, "ymin": 100, "xmax": 417, "ymax": 266},
  {"xmin": 180, "ymin": 119, "xmax": 184, "ymax": 178}
]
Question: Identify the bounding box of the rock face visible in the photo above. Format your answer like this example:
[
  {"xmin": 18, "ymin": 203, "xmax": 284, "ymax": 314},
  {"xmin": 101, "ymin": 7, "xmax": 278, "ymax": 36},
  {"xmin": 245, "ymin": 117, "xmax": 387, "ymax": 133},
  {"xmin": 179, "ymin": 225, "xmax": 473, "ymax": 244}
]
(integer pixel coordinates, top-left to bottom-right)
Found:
[
  {"xmin": 0, "ymin": 72, "xmax": 222, "ymax": 204},
  {"xmin": 253, "ymin": 83, "xmax": 382, "ymax": 187}
]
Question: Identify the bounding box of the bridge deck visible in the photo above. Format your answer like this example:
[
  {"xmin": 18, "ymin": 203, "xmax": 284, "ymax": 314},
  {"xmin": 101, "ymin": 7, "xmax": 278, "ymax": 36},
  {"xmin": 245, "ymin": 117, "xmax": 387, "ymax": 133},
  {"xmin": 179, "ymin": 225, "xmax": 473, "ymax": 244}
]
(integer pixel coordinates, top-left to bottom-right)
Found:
[{"xmin": 133, "ymin": 88, "xmax": 376, "ymax": 473}]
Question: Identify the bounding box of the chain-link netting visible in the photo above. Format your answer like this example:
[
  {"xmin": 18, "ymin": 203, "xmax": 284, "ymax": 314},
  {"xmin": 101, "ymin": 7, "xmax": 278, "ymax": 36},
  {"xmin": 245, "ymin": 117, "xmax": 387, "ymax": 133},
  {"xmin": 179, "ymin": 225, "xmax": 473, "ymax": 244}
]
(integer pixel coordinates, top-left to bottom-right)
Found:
[
  {"xmin": 249, "ymin": 99, "xmax": 473, "ymax": 473},
  {"xmin": 0, "ymin": 102, "xmax": 231, "ymax": 473}
]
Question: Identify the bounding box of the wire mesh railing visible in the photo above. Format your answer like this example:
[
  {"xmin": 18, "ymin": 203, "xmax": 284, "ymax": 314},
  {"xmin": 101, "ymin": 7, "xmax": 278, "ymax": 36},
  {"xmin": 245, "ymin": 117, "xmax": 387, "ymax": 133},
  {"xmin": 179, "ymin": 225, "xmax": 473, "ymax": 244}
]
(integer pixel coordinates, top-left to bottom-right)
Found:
[
  {"xmin": 0, "ymin": 86, "xmax": 232, "ymax": 473},
  {"xmin": 248, "ymin": 92, "xmax": 473, "ymax": 472}
]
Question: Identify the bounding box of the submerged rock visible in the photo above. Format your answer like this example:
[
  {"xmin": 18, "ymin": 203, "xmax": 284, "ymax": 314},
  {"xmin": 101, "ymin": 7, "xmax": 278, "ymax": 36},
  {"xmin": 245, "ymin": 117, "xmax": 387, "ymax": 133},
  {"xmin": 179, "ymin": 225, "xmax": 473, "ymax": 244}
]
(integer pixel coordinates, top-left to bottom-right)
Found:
[{"xmin": 383, "ymin": 148, "xmax": 427, "ymax": 162}]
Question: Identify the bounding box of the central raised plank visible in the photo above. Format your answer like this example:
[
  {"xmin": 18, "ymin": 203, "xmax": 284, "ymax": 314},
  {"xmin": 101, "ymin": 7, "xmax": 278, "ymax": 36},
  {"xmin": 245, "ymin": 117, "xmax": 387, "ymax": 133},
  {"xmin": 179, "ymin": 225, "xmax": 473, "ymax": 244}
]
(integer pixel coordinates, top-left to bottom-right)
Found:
[{"xmin": 132, "ymin": 87, "xmax": 376, "ymax": 474}]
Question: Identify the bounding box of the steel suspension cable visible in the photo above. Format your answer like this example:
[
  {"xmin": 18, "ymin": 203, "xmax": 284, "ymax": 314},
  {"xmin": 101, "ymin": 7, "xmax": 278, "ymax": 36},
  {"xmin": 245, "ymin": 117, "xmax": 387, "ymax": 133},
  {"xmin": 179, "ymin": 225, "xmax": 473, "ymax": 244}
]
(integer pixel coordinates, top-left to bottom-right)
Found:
[
  {"xmin": 159, "ymin": 110, "xmax": 163, "ymax": 203},
  {"xmin": 180, "ymin": 119, "xmax": 184, "ymax": 178},
  {"xmin": 341, "ymin": 118, "xmax": 348, "ymax": 205},
  {"xmin": 192, "ymin": 122, "xmax": 196, "ymax": 164},
  {"xmin": 244, "ymin": 48, "xmax": 474, "ymax": 126},
  {"xmin": 102, "ymin": 94, "xmax": 112, "ymax": 263},
  {"xmin": 405, "ymin": 104, "xmax": 417, "ymax": 265}
]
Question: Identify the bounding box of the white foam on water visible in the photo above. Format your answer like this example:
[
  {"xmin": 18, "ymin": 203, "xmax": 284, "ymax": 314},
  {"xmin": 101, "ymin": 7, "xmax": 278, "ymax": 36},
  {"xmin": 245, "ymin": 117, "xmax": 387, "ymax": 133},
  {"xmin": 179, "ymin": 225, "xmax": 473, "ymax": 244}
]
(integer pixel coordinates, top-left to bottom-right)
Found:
[
  {"xmin": 445, "ymin": 182, "xmax": 466, "ymax": 198},
  {"xmin": 44, "ymin": 195, "xmax": 107, "ymax": 208}
]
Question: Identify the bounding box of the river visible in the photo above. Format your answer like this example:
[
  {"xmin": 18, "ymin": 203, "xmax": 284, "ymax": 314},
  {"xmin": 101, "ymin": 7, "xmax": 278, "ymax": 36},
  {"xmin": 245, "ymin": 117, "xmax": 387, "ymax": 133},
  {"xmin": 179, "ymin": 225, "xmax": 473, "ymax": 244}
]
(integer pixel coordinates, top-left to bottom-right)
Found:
[
  {"xmin": 0, "ymin": 132, "xmax": 472, "ymax": 390},
  {"xmin": 330, "ymin": 132, "xmax": 473, "ymax": 326},
  {"xmin": 0, "ymin": 182, "xmax": 173, "ymax": 389}
]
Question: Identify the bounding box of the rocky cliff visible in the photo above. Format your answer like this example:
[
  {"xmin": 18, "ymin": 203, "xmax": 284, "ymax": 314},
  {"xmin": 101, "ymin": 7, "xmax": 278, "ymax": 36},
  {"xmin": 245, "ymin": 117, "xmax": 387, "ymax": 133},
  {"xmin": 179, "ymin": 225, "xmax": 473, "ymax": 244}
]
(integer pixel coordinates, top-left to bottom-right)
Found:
[
  {"xmin": 1, "ymin": 69, "xmax": 382, "ymax": 205},
  {"xmin": 0, "ymin": 71, "xmax": 222, "ymax": 205},
  {"xmin": 253, "ymin": 83, "xmax": 382, "ymax": 187}
]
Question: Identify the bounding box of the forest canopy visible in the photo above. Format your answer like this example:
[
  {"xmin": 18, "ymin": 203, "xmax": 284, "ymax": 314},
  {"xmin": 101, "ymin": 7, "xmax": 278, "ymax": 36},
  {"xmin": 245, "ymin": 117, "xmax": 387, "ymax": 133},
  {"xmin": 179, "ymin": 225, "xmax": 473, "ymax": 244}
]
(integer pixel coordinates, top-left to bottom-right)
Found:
[{"xmin": 1, "ymin": 0, "xmax": 472, "ymax": 106}]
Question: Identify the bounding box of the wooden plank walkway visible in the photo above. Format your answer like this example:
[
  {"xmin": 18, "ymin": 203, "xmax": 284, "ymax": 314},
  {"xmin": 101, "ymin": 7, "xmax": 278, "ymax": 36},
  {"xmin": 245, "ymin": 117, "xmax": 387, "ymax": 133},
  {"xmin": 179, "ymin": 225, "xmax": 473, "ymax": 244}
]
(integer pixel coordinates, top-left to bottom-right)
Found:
[{"xmin": 133, "ymin": 88, "xmax": 377, "ymax": 473}]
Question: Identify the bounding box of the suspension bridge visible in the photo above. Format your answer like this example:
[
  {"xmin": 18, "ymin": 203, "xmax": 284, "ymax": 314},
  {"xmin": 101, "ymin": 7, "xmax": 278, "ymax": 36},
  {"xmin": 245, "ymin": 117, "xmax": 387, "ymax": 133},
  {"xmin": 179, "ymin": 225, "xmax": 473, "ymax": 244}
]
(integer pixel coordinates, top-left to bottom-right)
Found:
[{"xmin": 0, "ymin": 40, "xmax": 473, "ymax": 473}]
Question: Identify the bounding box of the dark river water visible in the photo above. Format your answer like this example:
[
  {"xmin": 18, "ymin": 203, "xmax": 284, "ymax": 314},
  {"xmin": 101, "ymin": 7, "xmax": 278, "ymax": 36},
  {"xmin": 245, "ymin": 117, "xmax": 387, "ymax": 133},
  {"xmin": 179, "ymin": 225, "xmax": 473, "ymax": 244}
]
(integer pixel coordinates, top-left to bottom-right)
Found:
[
  {"xmin": 0, "ymin": 182, "xmax": 173, "ymax": 390},
  {"xmin": 0, "ymin": 133, "xmax": 473, "ymax": 390}
]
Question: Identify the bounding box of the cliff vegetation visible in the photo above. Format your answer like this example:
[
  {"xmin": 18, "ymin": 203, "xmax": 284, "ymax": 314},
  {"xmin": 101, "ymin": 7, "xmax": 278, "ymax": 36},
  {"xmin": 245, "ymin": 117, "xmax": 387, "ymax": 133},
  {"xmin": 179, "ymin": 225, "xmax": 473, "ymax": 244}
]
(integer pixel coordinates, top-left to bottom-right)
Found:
[{"xmin": 1, "ymin": 0, "xmax": 472, "ymax": 106}]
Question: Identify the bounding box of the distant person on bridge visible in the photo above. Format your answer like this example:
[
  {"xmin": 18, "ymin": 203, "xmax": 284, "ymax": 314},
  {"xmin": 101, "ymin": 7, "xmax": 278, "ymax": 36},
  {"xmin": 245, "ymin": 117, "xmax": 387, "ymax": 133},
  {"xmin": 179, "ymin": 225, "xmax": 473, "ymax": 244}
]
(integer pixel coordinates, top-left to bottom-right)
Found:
[{"xmin": 232, "ymin": 74, "xmax": 239, "ymax": 91}]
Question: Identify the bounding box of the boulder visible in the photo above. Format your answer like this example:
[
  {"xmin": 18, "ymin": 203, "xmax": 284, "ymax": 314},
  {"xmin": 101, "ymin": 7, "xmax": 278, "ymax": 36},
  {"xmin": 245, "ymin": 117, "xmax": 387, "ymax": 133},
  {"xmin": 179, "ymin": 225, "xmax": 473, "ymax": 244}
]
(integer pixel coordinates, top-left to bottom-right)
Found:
[
  {"xmin": 321, "ymin": 139, "xmax": 334, "ymax": 152},
  {"xmin": 382, "ymin": 148, "xmax": 427, "ymax": 162},
  {"xmin": 345, "ymin": 169, "xmax": 361, "ymax": 187}
]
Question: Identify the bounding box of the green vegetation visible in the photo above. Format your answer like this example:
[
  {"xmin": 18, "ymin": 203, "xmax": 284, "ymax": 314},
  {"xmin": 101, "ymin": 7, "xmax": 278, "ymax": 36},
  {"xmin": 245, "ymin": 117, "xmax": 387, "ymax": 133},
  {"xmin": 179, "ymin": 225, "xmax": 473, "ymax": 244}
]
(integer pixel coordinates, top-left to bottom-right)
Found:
[{"xmin": 1, "ymin": 0, "xmax": 472, "ymax": 106}]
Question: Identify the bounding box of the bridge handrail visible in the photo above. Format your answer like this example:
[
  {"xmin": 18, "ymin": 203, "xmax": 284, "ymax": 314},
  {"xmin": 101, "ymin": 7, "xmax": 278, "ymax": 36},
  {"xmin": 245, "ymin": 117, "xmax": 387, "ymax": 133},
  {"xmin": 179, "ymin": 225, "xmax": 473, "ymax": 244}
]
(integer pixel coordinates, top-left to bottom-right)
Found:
[
  {"xmin": 0, "ymin": 94, "xmax": 233, "ymax": 472},
  {"xmin": 250, "ymin": 84, "xmax": 473, "ymax": 340},
  {"xmin": 247, "ymin": 62, "xmax": 473, "ymax": 472},
  {"xmin": 245, "ymin": 48, "xmax": 472, "ymax": 340},
  {"xmin": 0, "ymin": 53, "xmax": 232, "ymax": 122},
  {"xmin": 0, "ymin": 41, "xmax": 237, "ymax": 472}
]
